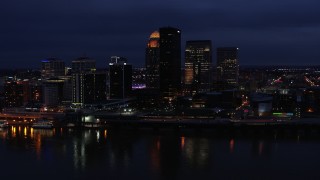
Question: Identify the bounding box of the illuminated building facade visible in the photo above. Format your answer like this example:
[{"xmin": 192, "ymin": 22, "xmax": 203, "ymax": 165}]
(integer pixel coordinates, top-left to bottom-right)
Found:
[
  {"xmin": 184, "ymin": 40, "xmax": 212, "ymax": 94},
  {"xmin": 72, "ymin": 72, "xmax": 107, "ymax": 105},
  {"xmin": 109, "ymin": 56, "xmax": 132, "ymax": 99},
  {"xmin": 216, "ymin": 47, "xmax": 239, "ymax": 89},
  {"xmin": 41, "ymin": 58, "xmax": 65, "ymax": 79},
  {"xmin": 145, "ymin": 31, "xmax": 160, "ymax": 89},
  {"xmin": 159, "ymin": 27, "xmax": 181, "ymax": 99},
  {"xmin": 72, "ymin": 57, "xmax": 104, "ymax": 105}
]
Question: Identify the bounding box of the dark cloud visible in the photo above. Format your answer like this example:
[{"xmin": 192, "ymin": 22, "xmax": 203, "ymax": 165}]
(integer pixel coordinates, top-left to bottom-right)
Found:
[{"xmin": 1, "ymin": 0, "xmax": 320, "ymax": 68}]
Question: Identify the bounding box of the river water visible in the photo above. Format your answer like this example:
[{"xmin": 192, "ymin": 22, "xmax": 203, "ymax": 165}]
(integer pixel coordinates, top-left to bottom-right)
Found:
[{"xmin": 0, "ymin": 126, "xmax": 319, "ymax": 180}]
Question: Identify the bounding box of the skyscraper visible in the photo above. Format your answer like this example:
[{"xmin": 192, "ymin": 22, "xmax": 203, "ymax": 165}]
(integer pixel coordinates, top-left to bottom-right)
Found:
[
  {"xmin": 216, "ymin": 47, "xmax": 239, "ymax": 89},
  {"xmin": 185, "ymin": 40, "xmax": 212, "ymax": 94},
  {"xmin": 72, "ymin": 72, "xmax": 107, "ymax": 105},
  {"xmin": 145, "ymin": 31, "xmax": 160, "ymax": 90},
  {"xmin": 109, "ymin": 56, "xmax": 132, "ymax": 99},
  {"xmin": 159, "ymin": 27, "xmax": 181, "ymax": 100},
  {"xmin": 71, "ymin": 56, "xmax": 104, "ymax": 105}
]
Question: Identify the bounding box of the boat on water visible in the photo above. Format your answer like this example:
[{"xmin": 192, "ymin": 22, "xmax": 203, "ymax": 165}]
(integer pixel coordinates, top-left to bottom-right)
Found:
[
  {"xmin": 32, "ymin": 119, "xmax": 54, "ymax": 129},
  {"xmin": 0, "ymin": 120, "xmax": 9, "ymax": 128}
]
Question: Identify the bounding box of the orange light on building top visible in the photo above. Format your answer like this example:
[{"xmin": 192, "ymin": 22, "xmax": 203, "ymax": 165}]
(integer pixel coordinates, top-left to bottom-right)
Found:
[
  {"xmin": 148, "ymin": 40, "xmax": 159, "ymax": 48},
  {"xmin": 150, "ymin": 31, "xmax": 160, "ymax": 39}
]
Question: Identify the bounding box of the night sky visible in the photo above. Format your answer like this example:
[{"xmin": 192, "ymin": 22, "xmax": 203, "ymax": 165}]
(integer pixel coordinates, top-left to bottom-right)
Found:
[{"xmin": 1, "ymin": 0, "xmax": 320, "ymax": 69}]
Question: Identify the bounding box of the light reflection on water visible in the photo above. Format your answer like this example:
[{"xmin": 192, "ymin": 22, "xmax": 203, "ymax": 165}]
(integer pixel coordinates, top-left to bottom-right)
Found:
[{"xmin": 0, "ymin": 126, "xmax": 319, "ymax": 179}]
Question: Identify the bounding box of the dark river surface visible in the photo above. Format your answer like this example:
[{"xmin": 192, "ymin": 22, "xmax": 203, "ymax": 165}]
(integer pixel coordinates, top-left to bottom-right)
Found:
[{"xmin": 0, "ymin": 126, "xmax": 319, "ymax": 180}]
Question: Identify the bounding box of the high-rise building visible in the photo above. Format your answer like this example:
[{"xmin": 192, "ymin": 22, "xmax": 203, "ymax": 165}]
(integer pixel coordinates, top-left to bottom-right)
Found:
[
  {"xmin": 72, "ymin": 56, "xmax": 96, "ymax": 73},
  {"xmin": 185, "ymin": 40, "xmax": 212, "ymax": 94},
  {"xmin": 41, "ymin": 58, "xmax": 65, "ymax": 79},
  {"xmin": 72, "ymin": 72, "xmax": 107, "ymax": 105},
  {"xmin": 159, "ymin": 27, "xmax": 181, "ymax": 100},
  {"xmin": 216, "ymin": 47, "xmax": 239, "ymax": 89},
  {"xmin": 109, "ymin": 56, "xmax": 132, "ymax": 99},
  {"xmin": 145, "ymin": 31, "xmax": 160, "ymax": 89}
]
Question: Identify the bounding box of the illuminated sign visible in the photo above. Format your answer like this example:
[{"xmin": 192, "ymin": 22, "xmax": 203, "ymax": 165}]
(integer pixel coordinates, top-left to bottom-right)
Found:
[{"xmin": 273, "ymin": 112, "xmax": 294, "ymax": 117}]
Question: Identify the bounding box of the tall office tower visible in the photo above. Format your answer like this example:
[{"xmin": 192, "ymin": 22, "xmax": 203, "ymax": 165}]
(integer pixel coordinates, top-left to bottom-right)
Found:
[
  {"xmin": 72, "ymin": 56, "xmax": 96, "ymax": 73},
  {"xmin": 109, "ymin": 56, "xmax": 132, "ymax": 99},
  {"xmin": 184, "ymin": 40, "xmax": 212, "ymax": 94},
  {"xmin": 72, "ymin": 72, "xmax": 107, "ymax": 105},
  {"xmin": 41, "ymin": 58, "xmax": 65, "ymax": 79},
  {"xmin": 145, "ymin": 31, "xmax": 160, "ymax": 89},
  {"xmin": 216, "ymin": 47, "xmax": 239, "ymax": 89},
  {"xmin": 159, "ymin": 27, "xmax": 181, "ymax": 100}
]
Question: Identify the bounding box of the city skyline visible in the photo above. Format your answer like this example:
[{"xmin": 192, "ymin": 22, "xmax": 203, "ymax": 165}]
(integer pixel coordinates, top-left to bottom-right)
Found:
[{"xmin": 1, "ymin": 0, "xmax": 320, "ymax": 68}]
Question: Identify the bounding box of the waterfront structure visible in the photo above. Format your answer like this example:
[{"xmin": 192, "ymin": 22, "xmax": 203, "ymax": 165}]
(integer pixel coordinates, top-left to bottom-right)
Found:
[
  {"xmin": 159, "ymin": 27, "xmax": 181, "ymax": 100},
  {"xmin": 303, "ymin": 87, "xmax": 320, "ymax": 116},
  {"xmin": 184, "ymin": 40, "xmax": 212, "ymax": 94},
  {"xmin": 109, "ymin": 56, "xmax": 132, "ymax": 99},
  {"xmin": 72, "ymin": 56, "xmax": 96, "ymax": 73},
  {"xmin": 216, "ymin": 47, "xmax": 239, "ymax": 89},
  {"xmin": 145, "ymin": 31, "xmax": 160, "ymax": 90},
  {"xmin": 72, "ymin": 72, "xmax": 107, "ymax": 105},
  {"xmin": 41, "ymin": 58, "xmax": 65, "ymax": 79},
  {"xmin": 250, "ymin": 92, "xmax": 273, "ymax": 117}
]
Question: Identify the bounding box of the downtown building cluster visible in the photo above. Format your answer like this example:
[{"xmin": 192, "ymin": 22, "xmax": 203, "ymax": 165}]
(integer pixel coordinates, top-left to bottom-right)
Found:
[
  {"xmin": 1, "ymin": 26, "xmax": 239, "ymax": 108},
  {"xmin": 145, "ymin": 27, "xmax": 239, "ymax": 99},
  {"xmin": 2, "ymin": 57, "xmax": 131, "ymax": 109},
  {"xmin": 1, "ymin": 26, "xmax": 320, "ymax": 120}
]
